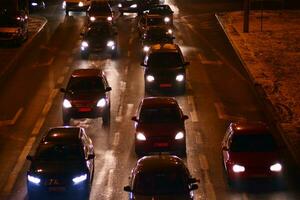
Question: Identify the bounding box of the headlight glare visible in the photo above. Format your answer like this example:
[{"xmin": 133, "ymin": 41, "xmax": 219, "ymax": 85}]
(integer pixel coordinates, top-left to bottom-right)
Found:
[
  {"xmin": 97, "ymin": 98, "xmax": 106, "ymax": 107},
  {"xmin": 176, "ymin": 74, "xmax": 184, "ymax": 82},
  {"xmin": 63, "ymin": 99, "xmax": 72, "ymax": 108},
  {"xmin": 136, "ymin": 132, "xmax": 146, "ymax": 141},
  {"xmin": 118, "ymin": 3, "xmax": 122, "ymax": 8},
  {"xmin": 90, "ymin": 16, "xmax": 95, "ymax": 21},
  {"xmin": 143, "ymin": 46, "xmax": 150, "ymax": 52},
  {"xmin": 146, "ymin": 75, "xmax": 154, "ymax": 82},
  {"xmin": 28, "ymin": 175, "xmax": 41, "ymax": 184},
  {"xmin": 130, "ymin": 4, "xmax": 137, "ymax": 8},
  {"xmin": 81, "ymin": 41, "xmax": 89, "ymax": 47},
  {"xmin": 72, "ymin": 174, "xmax": 87, "ymax": 184},
  {"xmin": 175, "ymin": 131, "xmax": 184, "ymax": 140},
  {"xmin": 232, "ymin": 164, "xmax": 245, "ymax": 173},
  {"xmin": 78, "ymin": 2, "xmax": 84, "ymax": 7},
  {"xmin": 107, "ymin": 16, "xmax": 112, "ymax": 21},
  {"xmin": 62, "ymin": 1, "xmax": 66, "ymax": 9},
  {"xmin": 164, "ymin": 17, "xmax": 170, "ymax": 23},
  {"xmin": 107, "ymin": 40, "xmax": 115, "ymax": 47},
  {"xmin": 270, "ymin": 163, "xmax": 282, "ymax": 172}
]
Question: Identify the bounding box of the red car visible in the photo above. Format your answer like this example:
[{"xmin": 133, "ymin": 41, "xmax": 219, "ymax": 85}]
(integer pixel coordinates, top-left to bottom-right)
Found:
[
  {"xmin": 222, "ymin": 121, "xmax": 283, "ymax": 186},
  {"xmin": 132, "ymin": 97, "xmax": 189, "ymax": 157}
]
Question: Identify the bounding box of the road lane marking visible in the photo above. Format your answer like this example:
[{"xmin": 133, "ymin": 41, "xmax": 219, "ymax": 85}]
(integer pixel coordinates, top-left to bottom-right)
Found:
[
  {"xmin": 129, "ymin": 37, "xmax": 133, "ymax": 45},
  {"xmin": 105, "ymin": 169, "xmax": 114, "ymax": 199},
  {"xmin": 113, "ymin": 132, "xmax": 120, "ymax": 147},
  {"xmin": 57, "ymin": 76, "xmax": 64, "ymax": 85},
  {"xmin": 95, "ymin": 150, "xmax": 116, "ymax": 185},
  {"xmin": 199, "ymin": 154, "xmax": 209, "ymax": 170},
  {"xmin": 127, "ymin": 51, "xmax": 131, "ymax": 57},
  {"xmin": 125, "ymin": 104, "xmax": 134, "ymax": 117},
  {"xmin": 198, "ymin": 53, "xmax": 223, "ymax": 65},
  {"xmin": 214, "ymin": 102, "xmax": 246, "ymax": 121},
  {"xmin": 2, "ymin": 137, "xmax": 36, "ymax": 194},
  {"xmin": 195, "ymin": 133, "xmax": 203, "ymax": 145},
  {"xmin": 187, "ymin": 96, "xmax": 198, "ymax": 122},
  {"xmin": 0, "ymin": 108, "xmax": 24, "ymax": 127},
  {"xmin": 203, "ymin": 171, "xmax": 216, "ymax": 200}
]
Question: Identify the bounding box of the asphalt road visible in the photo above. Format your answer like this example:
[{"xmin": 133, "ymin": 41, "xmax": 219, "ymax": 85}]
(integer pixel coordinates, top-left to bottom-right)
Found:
[{"xmin": 0, "ymin": 0, "xmax": 299, "ymax": 199}]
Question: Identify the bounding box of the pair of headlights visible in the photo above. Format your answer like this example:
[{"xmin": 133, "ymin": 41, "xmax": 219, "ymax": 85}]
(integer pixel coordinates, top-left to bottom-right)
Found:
[
  {"xmin": 232, "ymin": 163, "xmax": 282, "ymax": 173},
  {"xmin": 63, "ymin": 98, "xmax": 106, "ymax": 108},
  {"xmin": 89, "ymin": 16, "xmax": 112, "ymax": 22},
  {"xmin": 81, "ymin": 40, "xmax": 115, "ymax": 49},
  {"xmin": 136, "ymin": 131, "xmax": 184, "ymax": 141},
  {"xmin": 146, "ymin": 74, "xmax": 184, "ymax": 82},
  {"xmin": 28, "ymin": 174, "xmax": 87, "ymax": 185}
]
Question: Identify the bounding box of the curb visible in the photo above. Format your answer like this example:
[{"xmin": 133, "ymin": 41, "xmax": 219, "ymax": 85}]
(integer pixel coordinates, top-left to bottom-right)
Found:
[
  {"xmin": 0, "ymin": 16, "xmax": 48, "ymax": 84},
  {"xmin": 215, "ymin": 12, "xmax": 300, "ymax": 168}
]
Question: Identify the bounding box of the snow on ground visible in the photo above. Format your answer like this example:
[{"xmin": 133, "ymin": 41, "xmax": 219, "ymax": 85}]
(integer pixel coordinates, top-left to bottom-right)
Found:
[{"xmin": 216, "ymin": 10, "xmax": 300, "ymax": 163}]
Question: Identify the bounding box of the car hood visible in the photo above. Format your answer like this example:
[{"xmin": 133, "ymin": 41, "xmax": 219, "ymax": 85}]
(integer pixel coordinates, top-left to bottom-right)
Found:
[
  {"xmin": 65, "ymin": 91, "xmax": 105, "ymax": 101},
  {"xmin": 137, "ymin": 123, "xmax": 184, "ymax": 137},
  {"xmin": 29, "ymin": 160, "xmax": 87, "ymax": 175},
  {"xmin": 146, "ymin": 66, "xmax": 184, "ymax": 73},
  {"xmin": 228, "ymin": 152, "xmax": 281, "ymax": 166},
  {"xmin": 132, "ymin": 194, "xmax": 191, "ymax": 200}
]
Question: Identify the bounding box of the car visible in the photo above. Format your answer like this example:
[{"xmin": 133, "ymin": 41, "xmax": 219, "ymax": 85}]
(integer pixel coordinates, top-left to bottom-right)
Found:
[
  {"xmin": 86, "ymin": 0, "xmax": 114, "ymax": 24},
  {"xmin": 80, "ymin": 21, "xmax": 118, "ymax": 59},
  {"xmin": 143, "ymin": 4, "xmax": 174, "ymax": 25},
  {"xmin": 124, "ymin": 155, "xmax": 199, "ymax": 200},
  {"xmin": 29, "ymin": 0, "xmax": 46, "ymax": 12},
  {"xmin": 0, "ymin": 5, "xmax": 28, "ymax": 46},
  {"xmin": 138, "ymin": 14, "xmax": 171, "ymax": 36},
  {"xmin": 60, "ymin": 68, "xmax": 112, "ymax": 125},
  {"xmin": 117, "ymin": 0, "xmax": 157, "ymax": 15},
  {"xmin": 26, "ymin": 126, "xmax": 95, "ymax": 200},
  {"xmin": 63, "ymin": 0, "xmax": 91, "ymax": 16},
  {"xmin": 132, "ymin": 97, "xmax": 189, "ymax": 156},
  {"xmin": 141, "ymin": 43, "xmax": 189, "ymax": 94},
  {"xmin": 140, "ymin": 26, "xmax": 174, "ymax": 55},
  {"xmin": 222, "ymin": 121, "xmax": 284, "ymax": 186}
]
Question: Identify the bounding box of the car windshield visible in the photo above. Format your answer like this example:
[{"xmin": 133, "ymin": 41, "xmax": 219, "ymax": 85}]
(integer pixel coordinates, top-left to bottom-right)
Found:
[
  {"xmin": 147, "ymin": 52, "xmax": 183, "ymax": 68},
  {"xmin": 230, "ymin": 134, "xmax": 277, "ymax": 152},
  {"xmin": 133, "ymin": 170, "xmax": 189, "ymax": 195},
  {"xmin": 149, "ymin": 6, "xmax": 171, "ymax": 14},
  {"xmin": 89, "ymin": 4, "xmax": 111, "ymax": 13},
  {"xmin": 35, "ymin": 143, "xmax": 84, "ymax": 161},
  {"xmin": 87, "ymin": 26, "xmax": 111, "ymax": 37},
  {"xmin": 67, "ymin": 77, "xmax": 105, "ymax": 92},
  {"xmin": 147, "ymin": 17, "xmax": 164, "ymax": 26},
  {"xmin": 139, "ymin": 107, "xmax": 181, "ymax": 123}
]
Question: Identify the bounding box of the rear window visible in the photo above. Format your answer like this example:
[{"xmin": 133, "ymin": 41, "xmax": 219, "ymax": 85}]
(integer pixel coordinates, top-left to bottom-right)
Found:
[
  {"xmin": 67, "ymin": 77, "xmax": 105, "ymax": 92},
  {"xmin": 147, "ymin": 52, "xmax": 183, "ymax": 68},
  {"xmin": 147, "ymin": 17, "xmax": 164, "ymax": 26},
  {"xmin": 140, "ymin": 107, "xmax": 181, "ymax": 123}
]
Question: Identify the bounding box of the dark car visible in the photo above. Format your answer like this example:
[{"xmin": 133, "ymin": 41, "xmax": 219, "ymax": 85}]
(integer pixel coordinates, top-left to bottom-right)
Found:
[
  {"xmin": 63, "ymin": 0, "xmax": 91, "ymax": 15},
  {"xmin": 26, "ymin": 126, "xmax": 95, "ymax": 200},
  {"xmin": 80, "ymin": 21, "xmax": 118, "ymax": 59},
  {"xmin": 222, "ymin": 121, "xmax": 284, "ymax": 186},
  {"xmin": 60, "ymin": 69, "xmax": 112, "ymax": 125},
  {"xmin": 87, "ymin": 0, "xmax": 114, "ymax": 24},
  {"xmin": 141, "ymin": 43, "xmax": 189, "ymax": 94},
  {"xmin": 0, "ymin": 5, "xmax": 28, "ymax": 46},
  {"xmin": 138, "ymin": 14, "xmax": 171, "ymax": 36},
  {"xmin": 29, "ymin": 0, "xmax": 46, "ymax": 11},
  {"xmin": 117, "ymin": 0, "xmax": 158, "ymax": 15},
  {"xmin": 141, "ymin": 26, "xmax": 174, "ymax": 54},
  {"xmin": 124, "ymin": 155, "xmax": 199, "ymax": 200},
  {"xmin": 132, "ymin": 97, "xmax": 189, "ymax": 156},
  {"xmin": 143, "ymin": 4, "xmax": 174, "ymax": 25}
]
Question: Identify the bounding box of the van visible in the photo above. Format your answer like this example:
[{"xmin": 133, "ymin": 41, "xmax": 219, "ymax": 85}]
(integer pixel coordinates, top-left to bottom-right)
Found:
[{"xmin": 63, "ymin": 0, "xmax": 91, "ymax": 15}]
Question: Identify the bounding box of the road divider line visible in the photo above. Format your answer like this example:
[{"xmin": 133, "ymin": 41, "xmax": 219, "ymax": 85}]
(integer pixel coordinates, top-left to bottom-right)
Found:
[
  {"xmin": 57, "ymin": 76, "xmax": 64, "ymax": 85},
  {"xmin": 125, "ymin": 104, "xmax": 134, "ymax": 117},
  {"xmin": 0, "ymin": 108, "xmax": 24, "ymax": 127},
  {"xmin": 214, "ymin": 102, "xmax": 246, "ymax": 121},
  {"xmin": 195, "ymin": 133, "xmax": 203, "ymax": 145},
  {"xmin": 203, "ymin": 171, "xmax": 216, "ymax": 200},
  {"xmin": 129, "ymin": 37, "xmax": 133, "ymax": 45},
  {"xmin": 127, "ymin": 51, "xmax": 131, "ymax": 57},
  {"xmin": 187, "ymin": 96, "xmax": 198, "ymax": 122},
  {"xmin": 2, "ymin": 137, "xmax": 36, "ymax": 194},
  {"xmin": 113, "ymin": 132, "xmax": 120, "ymax": 147},
  {"xmin": 105, "ymin": 169, "xmax": 114, "ymax": 199},
  {"xmin": 199, "ymin": 154, "xmax": 209, "ymax": 171}
]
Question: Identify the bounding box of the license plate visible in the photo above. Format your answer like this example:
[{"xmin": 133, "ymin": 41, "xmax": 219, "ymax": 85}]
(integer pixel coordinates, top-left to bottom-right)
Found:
[
  {"xmin": 154, "ymin": 142, "xmax": 169, "ymax": 147},
  {"xmin": 78, "ymin": 107, "xmax": 92, "ymax": 112},
  {"xmin": 48, "ymin": 187, "xmax": 65, "ymax": 192},
  {"xmin": 159, "ymin": 83, "xmax": 172, "ymax": 88}
]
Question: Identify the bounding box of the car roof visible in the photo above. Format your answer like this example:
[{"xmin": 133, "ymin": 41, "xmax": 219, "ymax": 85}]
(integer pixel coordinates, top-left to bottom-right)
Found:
[
  {"xmin": 149, "ymin": 43, "xmax": 179, "ymax": 53},
  {"xmin": 42, "ymin": 126, "xmax": 83, "ymax": 143},
  {"xmin": 71, "ymin": 68, "xmax": 104, "ymax": 78},
  {"xmin": 230, "ymin": 121, "xmax": 270, "ymax": 135},
  {"xmin": 135, "ymin": 155, "xmax": 186, "ymax": 173},
  {"xmin": 141, "ymin": 97, "xmax": 178, "ymax": 108}
]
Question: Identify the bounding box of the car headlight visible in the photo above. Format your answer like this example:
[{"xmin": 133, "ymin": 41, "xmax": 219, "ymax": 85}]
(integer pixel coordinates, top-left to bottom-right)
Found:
[
  {"xmin": 175, "ymin": 131, "xmax": 184, "ymax": 140},
  {"xmin": 31, "ymin": 2, "xmax": 38, "ymax": 6},
  {"xmin": 72, "ymin": 174, "xmax": 87, "ymax": 184},
  {"xmin": 232, "ymin": 164, "xmax": 245, "ymax": 173},
  {"xmin": 118, "ymin": 3, "xmax": 122, "ymax": 8},
  {"xmin": 143, "ymin": 46, "xmax": 150, "ymax": 52},
  {"xmin": 270, "ymin": 163, "xmax": 282, "ymax": 172},
  {"xmin": 97, "ymin": 98, "xmax": 106, "ymax": 108},
  {"xmin": 81, "ymin": 41, "xmax": 89, "ymax": 47},
  {"xmin": 164, "ymin": 17, "xmax": 170, "ymax": 23},
  {"xmin": 63, "ymin": 99, "xmax": 72, "ymax": 108},
  {"xmin": 90, "ymin": 16, "xmax": 96, "ymax": 21},
  {"xmin": 62, "ymin": 1, "xmax": 66, "ymax": 9},
  {"xmin": 146, "ymin": 75, "xmax": 154, "ymax": 82},
  {"xmin": 28, "ymin": 175, "xmax": 41, "ymax": 184},
  {"xmin": 130, "ymin": 4, "xmax": 137, "ymax": 8},
  {"xmin": 167, "ymin": 29, "xmax": 172, "ymax": 34},
  {"xmin": 107, "ymin": 40, "xmax": 115, "ymax": 47},
  {"xmin": 107, "ymin": 16, "xmax": 112, "ymax": 21},
  {"xmin": 176, "ymin": 74, "xmax": 184, "ymax": 82},
  {"xmin": 136, "ymin": 132, "xmax": 146, "ymax": 141},
  {"xmin": 78, "ymin": 1, "xmax": 84, "ymax": 7}
]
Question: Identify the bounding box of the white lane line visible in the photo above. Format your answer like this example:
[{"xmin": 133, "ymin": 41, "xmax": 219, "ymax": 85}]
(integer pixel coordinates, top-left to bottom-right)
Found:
[
  {"xmin": 129, "ymin": 37, "xmax": 133, "ymax": 45},
  {"xmin": 95, "ymin": 150, "xmax": 116, "ymax": 185},
  {"xmin": 112, "ymin": 132, "xmax": 120, "ymax": 147},
  {"xmin": 120, "ymin": 81, "xmax": 126, "ymax": 92},
  {"xmin": 127, "ymin": 51, "xmax": 131, "ymax": 57},
  {"xmin": 214, "ymin": 102, "xmax": 246, "ymax": 121},
  {"xmin": 0, "ymin": 108, "xmax": 24, "ymax": 127},
  {"xmin": 57, "ymin": 76, "xmax": 64, "ymax": 85},
  {"xmin": 116, "ymin": 104, "xmax": 123, "ymax": 122},
  {"xmin": 187, "ymin": 96, "xmax": 198, "ymax": 122},
  {"xmin": 124, "ymin": 65, "xmax": 128, "ymax": 76},
  {"xmin": 203, "ymin": 171, "xmax": 216, "ymax": 200},
  {"xmin": 125, "ymin": 104, "xmax": 134, "ymax": 117},
  {"xmin": 197, "ymin": 53, "xmax": 222, "ymax": 65},
  {"xmin": 195, "ymin": 133, "xmax": 203, "ymax": 145},
  {"xmin": 2, "ymin": 137, "xmax": 36, "ymax": 194},
  {"xmin": 199, "ymin": 154, "xmax": 209, "ymax": 171},
  {"xmin": 105, "ymin": 169, "xmax": 114, "ymax": 199}
]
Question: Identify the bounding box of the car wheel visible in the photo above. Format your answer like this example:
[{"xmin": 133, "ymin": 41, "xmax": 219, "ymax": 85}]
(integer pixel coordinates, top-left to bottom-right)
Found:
[
  {"xmin": 102, "ymin": 106, "xmax": 110, "ymax": 126},
  {"xmin": 65, "ymin": 9, "xmax": 69, "ymax": 16},
  {"xmin": 81, "ymin": 52, "xmax": 89, "ymax": 60}
]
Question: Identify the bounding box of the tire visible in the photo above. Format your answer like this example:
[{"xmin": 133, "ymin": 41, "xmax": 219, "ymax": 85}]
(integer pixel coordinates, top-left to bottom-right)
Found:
[
  {"xmin": 102, "ymin": 106, "xmax": 110, "ymax": 126},
  {"xmin": 65, "ymin": 9, "xmax": 69, "ymax": 16},
  {"xmin": 81, "ymin": 52, "xmax": 89, "ymax": 60}
]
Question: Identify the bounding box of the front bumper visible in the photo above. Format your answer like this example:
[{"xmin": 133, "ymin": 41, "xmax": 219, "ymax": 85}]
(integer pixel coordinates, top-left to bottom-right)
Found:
[{"xmin": 63, "ymin": 106, "xmax": 107, "ymax": 119}]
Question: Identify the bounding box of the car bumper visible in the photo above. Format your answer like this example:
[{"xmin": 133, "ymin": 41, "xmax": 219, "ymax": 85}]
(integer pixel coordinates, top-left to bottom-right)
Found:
[
  {"xmin": 63, "ymin": 106, "xmax": 106, "ymax": 119},
  {"xmin": 145, "ymin": 80, "xmax": 185, "ymax": 92}
]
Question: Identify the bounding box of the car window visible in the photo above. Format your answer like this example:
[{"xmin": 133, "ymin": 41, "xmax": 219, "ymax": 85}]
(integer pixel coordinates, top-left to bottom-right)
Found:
[
  {"xmin": 133, "ymin": 170, "xmax": 189, "ymax": 195},
  {"xmin": 147, "ymin": 52, "xmax": 184, "ymax": 68},
  {"xmin": 35, "ymin": 143, "xmax": 84, "ymax": 161},
  {"xmin": 147, "ymin": 17, "xmax": 164, "ymax": 26},
  {"xmin": 139, "ymin": 107, "xmax": 181, "ymax": 123},
  {"xmin": 67, "ymin": 77, "xmax": 105, "ymax": 92},
  {"xmin": 89, "ymin": 3, "xmax": 111, "ymax": 13},
  {"xmin": 230, "ymin": 134, "xmax": 277, "ymax": 152}
]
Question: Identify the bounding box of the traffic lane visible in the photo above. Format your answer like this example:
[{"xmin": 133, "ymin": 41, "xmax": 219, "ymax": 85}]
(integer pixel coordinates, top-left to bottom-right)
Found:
[{"xmin": 0, "ymin": 13, "xmax": 86, "ymax": 199}]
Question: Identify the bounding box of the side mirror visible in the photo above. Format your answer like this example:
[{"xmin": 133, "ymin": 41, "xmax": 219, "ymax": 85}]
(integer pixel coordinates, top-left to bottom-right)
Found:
[
  {"xmin": 190, "ymin": 183, "xmax": 198, "ymax": 191},
  {"xmin": 87, "ymin": 154, "xmax": 95, "ymax": 160},
  {"xmin": 131, "ymin": 116, "xmax": 138, "ymax": 122},
  {"xmin": 124, "ymin": 185, "xmax": 132, "ymax": 192},
  {"xmin": 182, "ymin": 115, "xmax": 189, "ymax": 120},
  {"xmin": 60, "ymin": 88, "xmax": 67, "ymax": 93},
  {"xmin": 26, "ymin": 155, "xmax": 33, "ymax": 161},
  {"xmin": 184, "ymin": 61, "xmax": 190, "ymax": 66},
  {"xmin": 106, "ymin": 87, "xmax": 112, "ymax": 92},
  {"xmin": 140, "ymin": 62, "xmax": 146, "ymax": 67}
]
